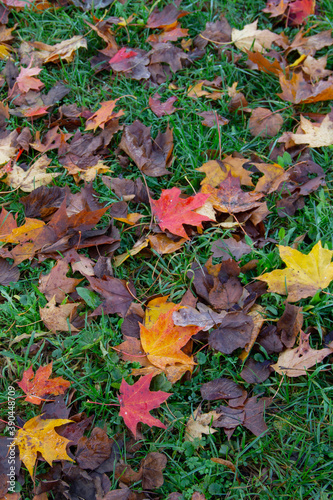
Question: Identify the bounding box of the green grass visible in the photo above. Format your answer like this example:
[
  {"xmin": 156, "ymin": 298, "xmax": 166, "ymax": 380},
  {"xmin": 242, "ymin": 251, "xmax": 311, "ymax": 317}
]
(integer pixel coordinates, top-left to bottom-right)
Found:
[{"xmin": 1, "ymin": 0, "xmax": 333, "ymax": 498}]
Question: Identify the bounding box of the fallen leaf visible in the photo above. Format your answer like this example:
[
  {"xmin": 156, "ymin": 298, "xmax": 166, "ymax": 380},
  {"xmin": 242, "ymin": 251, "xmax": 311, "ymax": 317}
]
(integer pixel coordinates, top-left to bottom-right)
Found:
[
  {"xmin": 280, "ymin": 114, "xmax": 333, "ymax": 148},
  {"xmin": 209, "ymin": 312, "xmax": 254, "ymax": 354},
  {"xmin": 118, "ymin": 373, "xmax": 171, "ymax": 438},
  {"xmin": 147, "ymin": 4, "xmax": 188, "ymax": 29},
  {"xmin": 231, "ymin": 20, "xmax": 286, "ymax": 53},
  {"xmin": 289, "ymin": 0, "xmax": 315, "ymax": 25},
  {"xmin": 141, "ymin": 452, "xmax": 167, "ymax": 490},
  {"xmin": 259, "ymin": 241, "xmax": 333, "ymax": 301},
  {"xmin": 15, "ymin": 61, "xmax": 44, "ymax": 93},
  {"xmin": 288, "ymin": 29, "xmax": 333, "ymax": 56},
  {"xmin": 147, "ymin": 24, "xmax": 189, "ymax": 44},
  {"xmin": 85, "ymin": 99, "xmax": 124, "ymax": 131},
  {"xmin": 39, "ymin": 296, "xmax": 79, "ymax": 333},
  {"xmin": 151, "ymin": 187, "xmax": 212, "ymax": 239},
  {"xmin": 239, "ymin": 305, "xmax": 265, "ymax": 360},
  {"xmin": 173, "ymin": 303, "xmax": 227, "ymax": 331},
  {"xmin": 272, "ymin": 331, "xmax": 333, "ymax": 376},
  {"xmin": 149, "ymin": 93, "xmax": 178, "ymax": 117},
  {"xmin": 211, "ymin": 237, "xmax": 252, "ymax": 260},
  {"xmin": 3, "ymin": 155, "xmax": 60, "ymax": 192},
  {"xmin": 262, "ymin": 0, "xmax": 289, "ymax": 18},
  {"xmin": 18, "ymin": 362, "xmax": 71, "ymax": 405},
  {"xmin": 249, "ymin": 107, "xmax": 283, "ymax": 137},
  {"xmin": 14, "ymin": 415, "xmax": 73, "ymax": 477},
  {"xmin": 148, "ymin": 234, "xmax": 186, "ymax": 254},
  {"xmin": 201, "ymin": 173, "xmax": 263, "ymax": 214},
  {"xmin": 113, "ymin": 238, "xmax": 148, "ymax": 267},
  {"xmin": 75, "ymin": 427, "xmax": 113, "ymax": 469},
  {"xmin": 200, "ymin": 378, "xmax": 244, "ymax": 401},
  {"xmin": 277, "ymin": 302, "xmax": 303, "ymax": 348},
  {"xmin": 0, "ymin": 257, "xmax": 20, "ymax": 285},
  {"xmin": 196, "ymin": 157, "xmax": 253, "ymax": 188},
  {"xmin": 278, "ymin": 73, "xmax": 333, "ymax": 104},
  {"xmin": 119, "ymin": 120, "xmax": 174, "ymax": 177},
  {"xmin": 240, "ymin": 359, "xmax": 273, "ymax": 383},
  {"xmin": 0, "ymin": 217, "xmax": 45, "ymax": 244},
  {"xmin": 140, "ymin": 305, "xmax": 199, "ymax": 369},
  {"xmin": 31, "ymin": 35, "xmax": 87, "ymax": 63},
  {"xmin": 87, "ymin": 276, "xmax": 136, "ymax": 317},
  {"xmin": 247, "ymin": 51, "xmax": 286, "ymax": 76},
  {"xmin": 185, "ymin": 406, "xmax": 219, "ymax": 441},
  {"xmin": 38, "ymin": 260, "xmax": 83, "ymax": 303},
  {"xmin": 198, "ymin": 111, "xmax": 229, "ymax": 127}
]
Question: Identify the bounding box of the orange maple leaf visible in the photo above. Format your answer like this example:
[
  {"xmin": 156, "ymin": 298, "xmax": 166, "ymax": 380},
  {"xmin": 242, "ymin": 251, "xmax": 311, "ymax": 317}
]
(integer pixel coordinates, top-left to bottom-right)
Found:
[
  {"xmin": 85, "ymin": 99, "xmax": 125, "ymax": 131},
  {"xmin": 139, "ymin": 305, "xmax": 200, "ymax": 369},
  {"xmin": 18, "ymin": 362, "xmax": 71, "ymax": 404}
]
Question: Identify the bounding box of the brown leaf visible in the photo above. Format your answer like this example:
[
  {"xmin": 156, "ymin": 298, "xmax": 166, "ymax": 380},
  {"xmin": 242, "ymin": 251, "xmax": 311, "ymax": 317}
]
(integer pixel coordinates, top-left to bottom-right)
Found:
[
  {"xmin": 146, "ymin": 4, "xmax": 188, "ymax": 29},
  {"xmin": 195, "ymin": 17, "xmax": 232, "ymax": 49},
  {"xmin": 249, "ymin": 107, "xmax": 283, "ymax": 137},
  {"xmin": 38, "ymin": 260, "xmax": 83, "ymax": 303},
  {"xmin": 119, "ymin": 120, "xmax": 173, "ymax": 177},
  {"xmin": 149, "ymin": 93, "xmax": 178, "ymax": 117},
  {"xmin": 289, "ymin": 29, "xmax": 333, "ymax": 56},
  {"xmin": 173, "ymin": 303, "xmax": 227, "ymax": 331},
  {"xmin": 277, "ymin": 303, "xmax": 303, "ymax": 348},
  {"xmin": 240, "ymin": 359, "xmax": 273, "ymax": 384},
  {"xmin": 87, "ymin": 276, "xmax": 136, "ymax": 317},
  {"xmin": 0, "ymin": 257, "xmax": 20, "ymax": 285},
  {"xmin": 198, "ymin": 111, "xmax": 229, "ymax": 127},
  {"xmin": 201, "ymin": 173, "xmax": 263, "ymax": 214},
  {"xmin": 243, "ymin": 396, "xmax": 272, "ymax": 436},
  {"xmin": 76, "ymin": 427, "xmax": 113, "ymax": 470},
  {"xmin": 278, "ymin": 73, "xmax": 333, "ymax": 104},
  {"xmin": 141, "ymin": 452, "xmax": 167, "ymax": 490},
  {"xmin": 200, "ymin": 378, "xmax": 244, "ymax": 401},
  {"xmin": 211, "ymin": 237, "xmax": 252, "ymax": 260},
  {"xmin": 148, "ymin": 234, "xmax": 186, "ymax": 254},
  {"xmin": 209, "ymin": 312, "xmax": 254, "ymax": 354}
]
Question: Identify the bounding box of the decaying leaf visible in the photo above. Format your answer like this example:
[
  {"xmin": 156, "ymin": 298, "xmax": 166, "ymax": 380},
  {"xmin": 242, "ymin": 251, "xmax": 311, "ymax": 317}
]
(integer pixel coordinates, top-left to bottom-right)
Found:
[
  {"xmin": 279, "ymin": 114, "xmax": 333, "ymax": 148},
  {"xmin": 185, "ymin": 407, "xmax": 219, "ymax": 441},
  {"xmin": 249, "ymin": 107, "xmax": 283, "ymax": 137},
  {"xmin": 39, "ymin": 296, "xmax": 79, "ymax": 333},
  {"xmin": 231, "ymin": 20, "xmax": 286, "ymax": 53},
  {"xmin": 3, "ymin": 155, "xmax": 60, "ymax": 192},
  {"xmin": 259, "ymin": 241, "xmax": 333, "ymax": 301},
  {"xmin": 272, "ymin": 331, "xmax": 333, "ymax": 376}
]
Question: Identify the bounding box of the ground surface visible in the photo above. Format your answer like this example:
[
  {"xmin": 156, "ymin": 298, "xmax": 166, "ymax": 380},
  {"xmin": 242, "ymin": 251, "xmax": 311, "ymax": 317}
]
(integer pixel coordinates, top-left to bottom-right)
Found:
[{"xmin": 1, "ymin": 0, "xmax": 333, "ymax": 499}]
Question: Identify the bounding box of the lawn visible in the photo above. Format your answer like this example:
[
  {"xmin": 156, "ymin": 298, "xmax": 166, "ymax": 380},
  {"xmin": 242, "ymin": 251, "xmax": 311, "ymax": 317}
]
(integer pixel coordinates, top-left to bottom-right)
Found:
[{"xmin": 1, "ymin": 0, "xmax": 333, "ymax": 499}]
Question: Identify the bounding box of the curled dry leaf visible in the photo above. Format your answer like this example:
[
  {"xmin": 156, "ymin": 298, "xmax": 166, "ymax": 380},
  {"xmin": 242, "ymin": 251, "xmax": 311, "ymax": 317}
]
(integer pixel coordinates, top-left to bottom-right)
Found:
[
  {"xmin": 38, "ymin": 260, "xmax": 83, "ymax": 303},
  {"xmin": 272, "ymin": 331, "xmax": 333, "ymax": 377},
  {"xmin": 231, "ymin": 20, "xmax": 286, "ymax": 53},
  {"xmin": 185, "ymin": 406, "xmax": 219, "ymax": 441},
  {"xmin": 259, "ymin": 241, "xmax": 333, "ymax": 301},
  {"xmin": 39, "ymin": 296, "xmax": 79, "ymax": 333},
  {"xmin": 173, "ymin": 303, "xmax": 227, "ymax": 331},
  {"xmin": 3, "ymin": 155, "xmax": 60, "ymax": 192},
  {"xmin": 279, "ymin": 114, "xmax": 333, "ymax": 148}
]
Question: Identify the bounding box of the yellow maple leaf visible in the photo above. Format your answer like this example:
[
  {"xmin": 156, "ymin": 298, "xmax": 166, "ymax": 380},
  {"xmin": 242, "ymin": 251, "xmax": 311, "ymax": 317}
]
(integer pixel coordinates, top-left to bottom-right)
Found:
[
  {"xmin": 14, "ymin": 415, "xmax": 73, "ymax": 477},
  {"xmin": 259, "ymin": 241, "xmax": 333, "ymax": 301}
]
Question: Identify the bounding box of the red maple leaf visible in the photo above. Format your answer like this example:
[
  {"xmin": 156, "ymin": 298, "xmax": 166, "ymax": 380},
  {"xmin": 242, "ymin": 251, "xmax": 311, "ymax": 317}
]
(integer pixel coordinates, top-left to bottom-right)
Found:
[
  {"xmin": 109, "ymin": 47, "xmax": 138, "ymax": 64},
  {"xmin": 118, "ymin": 373, "xmax": 171, "ymax": 437},
  {"xmin": 18, "ymin": 362, "xmax": 71, "ymax": 405},
  {"xmin": 150, "ymin": 187, "xmax": 212, "ymax": 239},
  {"xmin": 289, "ymin": 0, "xmax": 315, "ymax": 25}
]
